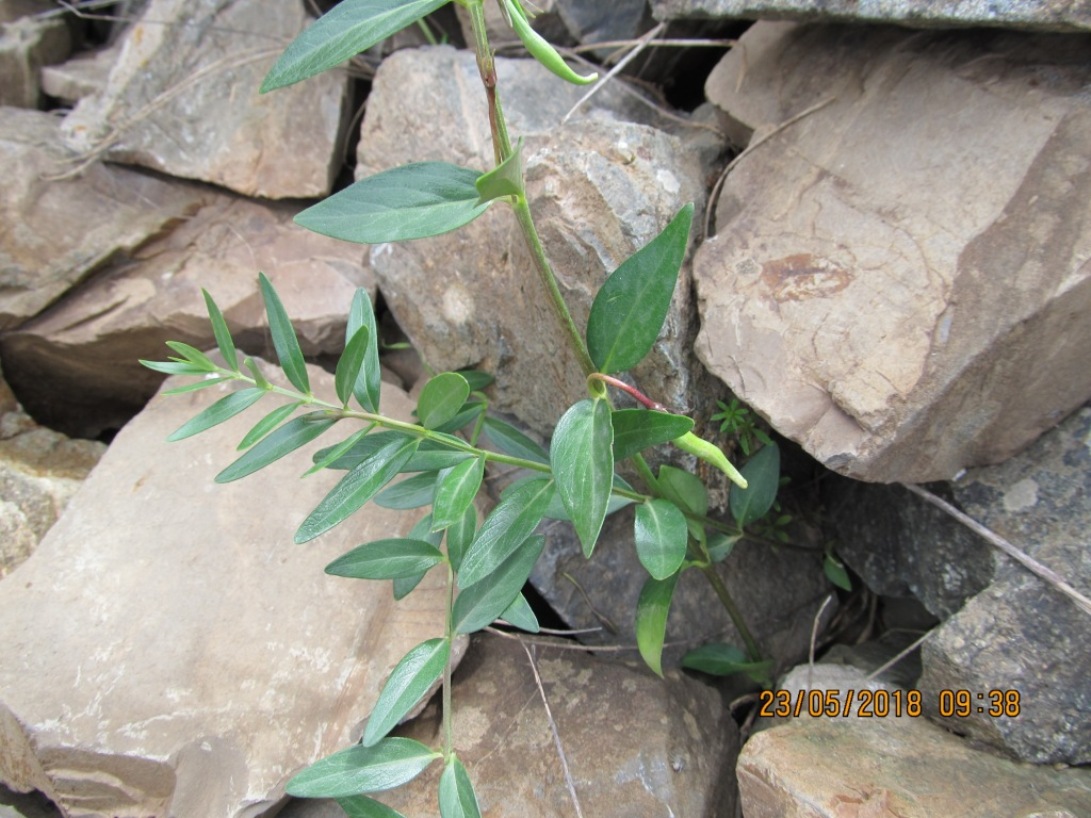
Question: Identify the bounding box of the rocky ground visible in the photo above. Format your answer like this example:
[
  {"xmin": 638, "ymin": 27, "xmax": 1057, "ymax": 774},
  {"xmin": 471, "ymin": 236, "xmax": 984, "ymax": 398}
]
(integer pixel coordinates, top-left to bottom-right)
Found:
[{"xmin": 1, "ymin": 1, "xmax": 1089, "ymax": 817}]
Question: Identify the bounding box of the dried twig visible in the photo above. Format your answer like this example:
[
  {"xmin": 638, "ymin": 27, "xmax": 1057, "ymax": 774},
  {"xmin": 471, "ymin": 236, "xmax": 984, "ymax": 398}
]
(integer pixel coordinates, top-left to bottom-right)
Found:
[
  {"xmin": 561, "ymin": 22, "xmax": 666, "ymax": 125},
  {"xmin": 863, "ymin": 629, "xmax": 935, "ymax": 684},
  {"xmin": 806, "ymin": 594, "xmax": 835, "ymax": 691},
  {"xmin": 901, "ymin": 482, "xmax": 1091, "ymax": 618}
]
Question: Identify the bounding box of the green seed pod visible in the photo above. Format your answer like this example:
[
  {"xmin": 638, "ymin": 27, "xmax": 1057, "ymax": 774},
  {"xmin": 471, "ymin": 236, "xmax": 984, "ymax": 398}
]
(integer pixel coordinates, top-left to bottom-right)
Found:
[
  {"xmin": 502, "ymin": 0, "xmax": 598, "ymax": 86},
  {"xmin": 672, "ymin": 432, "xmax": 748, "ymax": 489}
]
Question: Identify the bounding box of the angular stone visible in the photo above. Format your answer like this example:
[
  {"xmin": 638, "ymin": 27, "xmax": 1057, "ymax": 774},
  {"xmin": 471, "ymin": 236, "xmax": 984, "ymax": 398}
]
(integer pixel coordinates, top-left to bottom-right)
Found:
[
  {"xmin": 358, "ymin": 46, "xmax": 720, "ymax": 437},
  {"xmin": 737, "ymin": 711, "xmax": 1091, "ymax": 818},
  {"xmin": 0, "ymin": 195, "xmax": 371, "ymax": 439},
  {"xmin": 280, "ymin": 634, "xmax": 740, "ymax": 817},
  {"xmin": 652, "ymin": 0, "xmax": 1091, "ymax": 33},
  {"xmin": 0, "ymin": 107, "xmax": 211, "ymax": 331},
  {"xmin": 39, "ymin": 44, "xmax": 116, "ymax": 104},
  {"xmin": 917, "ymin": 402, "xmax": 1091, "ymax": 765},
  {"xmin": 0, "ymin": 2, "xmax": 70, "ymax": 109},
  {"xmin": 696, "ymin": 24, "xmax": 1091, "ymax": 482},
  {"xmin": 60, "ymin": 0, "xmax": 347, "ymax": 198},
  {"xmin": 0, "ymin": 364, "xmax": 449, "ymax": 818}
]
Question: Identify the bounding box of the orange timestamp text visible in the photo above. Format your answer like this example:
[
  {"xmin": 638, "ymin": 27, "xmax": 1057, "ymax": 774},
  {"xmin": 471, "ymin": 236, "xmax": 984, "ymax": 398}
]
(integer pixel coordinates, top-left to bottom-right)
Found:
[{"xmin": 758, "ymin": 688, "xmax": 1022, "ymax": 719}]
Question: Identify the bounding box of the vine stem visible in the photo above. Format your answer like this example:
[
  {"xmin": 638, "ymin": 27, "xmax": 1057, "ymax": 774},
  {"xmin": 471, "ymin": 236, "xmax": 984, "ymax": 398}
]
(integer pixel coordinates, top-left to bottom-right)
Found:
[{"xmin": 699, "ymin": 564, "xmax": 762, "ymax": 662}]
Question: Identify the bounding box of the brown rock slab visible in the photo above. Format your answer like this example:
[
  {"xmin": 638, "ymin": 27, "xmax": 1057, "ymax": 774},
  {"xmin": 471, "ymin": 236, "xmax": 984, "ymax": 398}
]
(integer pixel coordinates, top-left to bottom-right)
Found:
[
  {"xmin": 281, "ymin": 634, "xmax": 739, "ymax": 817},
  {"xmin": 0, "ymin": 107, "xmax": 211, "ymax": 331},
  {"xmin": 0, "ymin": 195, "xmax": 372, "ymax": 438},
  {"xmin": 0, "ymin": 365, "xmax": 449, "ymax": 818},
  {"xmin": 357, "ymin": 46, "xmax": 721, "ymax": 438},
  {"xmin": 737, "ymin": 713, "xmax": 1091, "ymax": 818},
  {"xmin": 696, "ymin": 24, "xmax": 1091, "ymax": 482},
  {"xmin": 60, "ymin": 0, "xmax": 347, "ymax": 199}
]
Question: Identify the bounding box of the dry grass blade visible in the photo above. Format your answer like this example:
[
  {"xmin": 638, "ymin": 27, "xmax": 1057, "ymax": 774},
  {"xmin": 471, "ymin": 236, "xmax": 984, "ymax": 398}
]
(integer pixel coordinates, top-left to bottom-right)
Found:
[{"xmin": 561, "ymin": 22, "xmax": 666, "ymax": 125}]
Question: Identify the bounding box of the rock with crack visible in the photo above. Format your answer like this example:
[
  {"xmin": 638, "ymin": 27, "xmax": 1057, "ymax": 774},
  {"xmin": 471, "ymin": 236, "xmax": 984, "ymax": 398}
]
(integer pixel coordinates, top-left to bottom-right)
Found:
[
  {"xmin": 696, "ymin": 23, "xmax": 1091, "ymax": 482},
  {"xmin": 0, "ymin": 364, "xmax": 453, "ymax": 818}
]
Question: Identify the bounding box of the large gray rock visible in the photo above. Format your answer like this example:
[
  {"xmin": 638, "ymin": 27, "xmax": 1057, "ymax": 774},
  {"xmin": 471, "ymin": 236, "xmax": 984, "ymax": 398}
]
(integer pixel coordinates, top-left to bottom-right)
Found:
[
  {"xmin": 918, "ymin": 402, "xmax": 1091, "ymax": 765},
  {"xmin": 0, "ymin": 107, "xmax": 212, "ymax": 331},
  {"xmin": 358, "ymin": 46, "xmax": 720, "ymax": 438},
  {"xmin": 0, "ymin": 1, "xmax": 70, "ymax": 108},
  {"xmin": 282, "ymin": 634, "xmax": 739, "ymax": 817},
  {"xmin": 737, "ymin": 697, "xmax": 1091, "ymax": 818},
  {"xmin": 652, "ymin": 0, "xmax": 1091, "ymax": 32},
  {"xmin": 0, "ymin": 195, "xmax": 372, "ymax": 439},
  {"xmin": 60, "ymin": 0, "xmax": 347, "ymax": 198},
  {"xmin": 696, "ymin": 23, "xmax": 1091, "ymax": 482},
  {"xmin": 0, "ymin": 365, "xmax": 450, "ymax": 818}
]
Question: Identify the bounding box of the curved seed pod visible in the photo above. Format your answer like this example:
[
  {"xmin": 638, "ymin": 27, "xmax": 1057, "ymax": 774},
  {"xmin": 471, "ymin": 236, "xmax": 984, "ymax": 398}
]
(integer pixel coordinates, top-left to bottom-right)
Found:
[
  {"xmin": 672, "ymin": 432, "xmax": 748, "ymax": 489},
  {"xmin": 501, "ymin": 0, "xmax": 598, "ymax": 86}
]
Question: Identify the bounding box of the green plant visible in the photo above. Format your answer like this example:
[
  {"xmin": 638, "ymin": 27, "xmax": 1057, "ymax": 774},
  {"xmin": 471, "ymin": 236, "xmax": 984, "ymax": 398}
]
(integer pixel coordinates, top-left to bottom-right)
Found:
[{"xmin": 143, "ymin": 1, "xmax": 790, "ymax": 813}]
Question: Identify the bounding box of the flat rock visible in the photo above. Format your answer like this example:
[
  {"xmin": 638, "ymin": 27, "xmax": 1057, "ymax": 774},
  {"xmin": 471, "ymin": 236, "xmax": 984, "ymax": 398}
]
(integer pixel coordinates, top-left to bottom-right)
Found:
[
  {"xmin": 738, "ymin": 709, "xmax": 1091, "ymax": 818},
  {"xmin": 652, "ymin": 0, "xmax": 1091, "ymax": 32},
  {"xmin": 0, "ymin": 107, "xmax": 211, "ymax": 331},
  {"xmin": 281, "ymin": 634, "xmax": 739, "ymax": 817},
  {"xmin": 696, "ymin": 23, "xmax": 1091, "ymax": 482},
  {"xmin": 0, "ymin": 195, "xmax": 372, "ymax": 439},
  {"xmin": 60, "ymin": 0, "xmax": 347, "ymax": 198},
  {"xmin": 358, "ymin": 45, "xmax": 720, "ymax": 437},
  {"xmin": 0, "ymin": 365, "xmax": 449, "ymax": 818}
]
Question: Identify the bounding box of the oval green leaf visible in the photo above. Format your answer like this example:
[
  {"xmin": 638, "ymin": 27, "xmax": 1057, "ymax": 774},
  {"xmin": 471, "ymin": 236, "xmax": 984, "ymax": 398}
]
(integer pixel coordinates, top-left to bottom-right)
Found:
[
  {"xmin": 167, "ymin": 387, "xmax": 265, "ymax": 442},
  {"xmin": 439, "ymin": 756, "xmax": 481, "ymax": 818},
  {"xmin": 164, "ymin": 341, "xmax": 217, "ymax": 372},
  {"xmin": 681, "ymin": 643, "xmax": 773, "ymax": 686},
  {"xmin": 824, "ymin": 553, "xmax": 852, "ymax": 591},
  {"xmin": 295, "ymin": 163, "xmax": 490, "ymax": 245},
  {"xmin": 475, "ymin": 138, "xmax": 524, "ymax": 204},
  {"xmin": 374, "ymin": 471, "xmax": 438, "ymax": 510},
  {"xmin": 482, "ymin": 416, "xmax": 549, "ymax": 464},
  {"xmin": 262, "ymin": 0, "xmax": 449, "ymax": 91},
  {"xmin": 258, "ymin": 272, "xmax": 310, "ymax": 394},
  {"xmin": 417, "ymin": 372, "xmax": 471, "ymax": 430},
  {"xmin": 657, "ymin": 464, "xmax": 708, "ymax": 517},
  {"xmin": 729, "ymin": 442, "xmax": 780, "ymax": 527},
  {"xmin": 551, "ymin": 399, "xmax": 613, "ymax": 557},
  {"xmin": 326, "ymin": 538, "xmax": 444, "ymax": 580},
  {"xmin": 335, "ymin": 325, "xmax": 370, "ymax": 407},
  {"xmin": 347, "ymin": 289, "xmax": 381, "ymax": 413},
  {"xmin": 586, "ymin": 204, "xmax": 693, "ymax": 374},
  {"xmin": 454, "ymin": 535, "xmax": 544, "ymax": 634},
  {"xmin": 237, "ymin": 402, "xmax": 300, "ymax": 450},
  {"xmin": 295, "ymin": 437, "xmax": 420, "ymax": 543},
  {"xmin": 432, "ymin": 456, "xmax": 484, "ymax": 531},
  {"xmin": 285, "ymin": 738, "xmax": 440, "ymax": 798},
  {"xmin": 634, "ymin": 499, "xmax": 688, "ymax": 580},
  {"xmin": 444, "ymin": 503, "xmax": 477, "ymax": 574},
  {"xmin": 337, "ymin": 795, "xmax": 406, "ymax": 818},
  {"xmin": 216, "ymin": 411, "xmax": 337, "ymax": 483},
  {"xmin": 458, "ymin": 478, "xmax": 554, "ymax": 588},
  {"xmin": 611, "ymin": 409, "xmax": 693, "ymax": 462},
  {"xmin": 363, "ymin": 638, "xmax": 450, "ymax": 746},
  {"xmin": 499, "ymin": 592, "xmax": 539, "ymax": 634},
  {"xmin": 635, "ymin": 572, "xmax": 678, "ymax": 677}
]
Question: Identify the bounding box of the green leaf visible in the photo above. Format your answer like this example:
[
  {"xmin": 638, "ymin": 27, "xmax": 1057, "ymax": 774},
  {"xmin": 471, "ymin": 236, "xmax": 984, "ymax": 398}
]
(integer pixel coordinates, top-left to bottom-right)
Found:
[
  {"xmin": 164, "ymin": 341, "xmax": 217, "ymax": 372},
  {"xmin": 540, "ymin": 473, "xmax": 634, "ymax": 521},
  {"xmin": 432, "ymin": 457, "xmax": 484, "ymax": 531},
  {"xmin": 295, "ymin": 163, "xmax": 490, "ymax": 244},
  {"xmin": 403, "ymin": 438, "xmax": 473, "ymax": 472},
  {"xmin": 244, "ymin": 356, "xmax": 272, "ymax": 389},
  {"xmin": 824, "ymin": 554, "xmax": 852, "ymax": 591},
  {"xmin": 203, "ymin": 289, "xmax": 238, "ymax": 371},
  {"xmin": 456, "ymin": 369, "xmax": 494, "ymax": 392},
  {"xmin": 681, "ymin": 643, "xmax": 774, "ymax": 685},
  {"xmin": 445, "ymin": 503, "xmax": 477, "ymax": 574},
  {"xmin": 432, "ymin": 399, "xmax": 485, "ymax": 434},
  {"xmin": 730, "ymin": 442, "xmax": 780, "ymax": 527},
  {"xmin": 475, "ymin": 138, "xmax": 524, "ymax": 204},
  {"xmin": 657, "ymin": 465, "xmax": 708, "ymax": 517},
  {"xmin": 216, "ymin": 411, "xmax": 337, "ymax": 483},
  {"xmin": 634, "ymin": 499, "xmax": 688, "ymax": 580},
  {"xmin": 314, "ymin": 430, "xmax": 411, "ymax": 470},
  {"xmin": 347, "ymin": 289, "xmax": 381, "ymax": 413},
  {"xmin": 363, "ymin": 638, "xmax": 450, "ymax": 746},
  {"xmin": 417, "ymin": 372, "xmax": 471, "ymax": 430},
  {"xmin": 458, "ymin": 478, "xmax": 554, "ymax": 587},
  {"xmin": 337, "ymin": 795, "xmax": 405, "ymax": 818},
  {"xmin": 336, "ymin": 325, "xmax": 370, "ymax": 407},
  {"xmin": 482, "ymin": 416, "xmax": 548, "ymax": 464},
  {"xmin": 454, "ymin": 536, "xmax": 544, "ymax": 634},
  {"xmin": 499, "ymin": 592, "xmax": 539, "ymax": 633},
  {"xmin": 586, "ymin": 204, "xmax": 693, "ymax": 374},
  {"xmin": 611, "ymin": 409, "xmax": 693, "ymax": 462},
  {"xmin": 258, "ymin": 272, "xmax": 310, "ymax": 394},
  {"xmin": 374, "ymin": 471, "xmax": 438, "ymax": 509},
  {"xmin": 285, "ymin": 738, "xmax": 440, "ymax": 798},
  {"xmin": 304, "ymin": 427, "xmax": 374, "ymax": 476},
  {"xmin": 238, "ymin": 402, "xmax": 300, "ymax": 450},
  {"xmin": 295, "ymin": 437, "xmax": 420, "ymax": 543},
  {"xmin": 167, "ymin": 387, "xmax": 265, "ymax": 442},
  {"xmin": 707, "ymin": 533, "xmax": 740, "ymax": 563},
  {"xmin": 139, "ymin": 359, "xmax": 209, "ymax": 376},
  {"xmin": 262, "ymin": 0, "xmax": 450, "ymax": 92},
  {"xmin": 551, "ymin": 399, "xmax": 613, "ymax": 557},
  {"xmin": 161, "ymin": 377, "xmax": 231, "ymax": 395},
  {"xmin": 635, "ymin": 573, "xmax": 678, "ymax": 677},
  {"xmin": 393, "ymin": 516, "xmax": 444, "ymax": 599},
  {"xmin": 439, "ymin": 757, "xmax": 481, "ymax": 818},
  {"xmin": 326, "ymin": 538, "xmax": 445, "ymax": 580}
]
